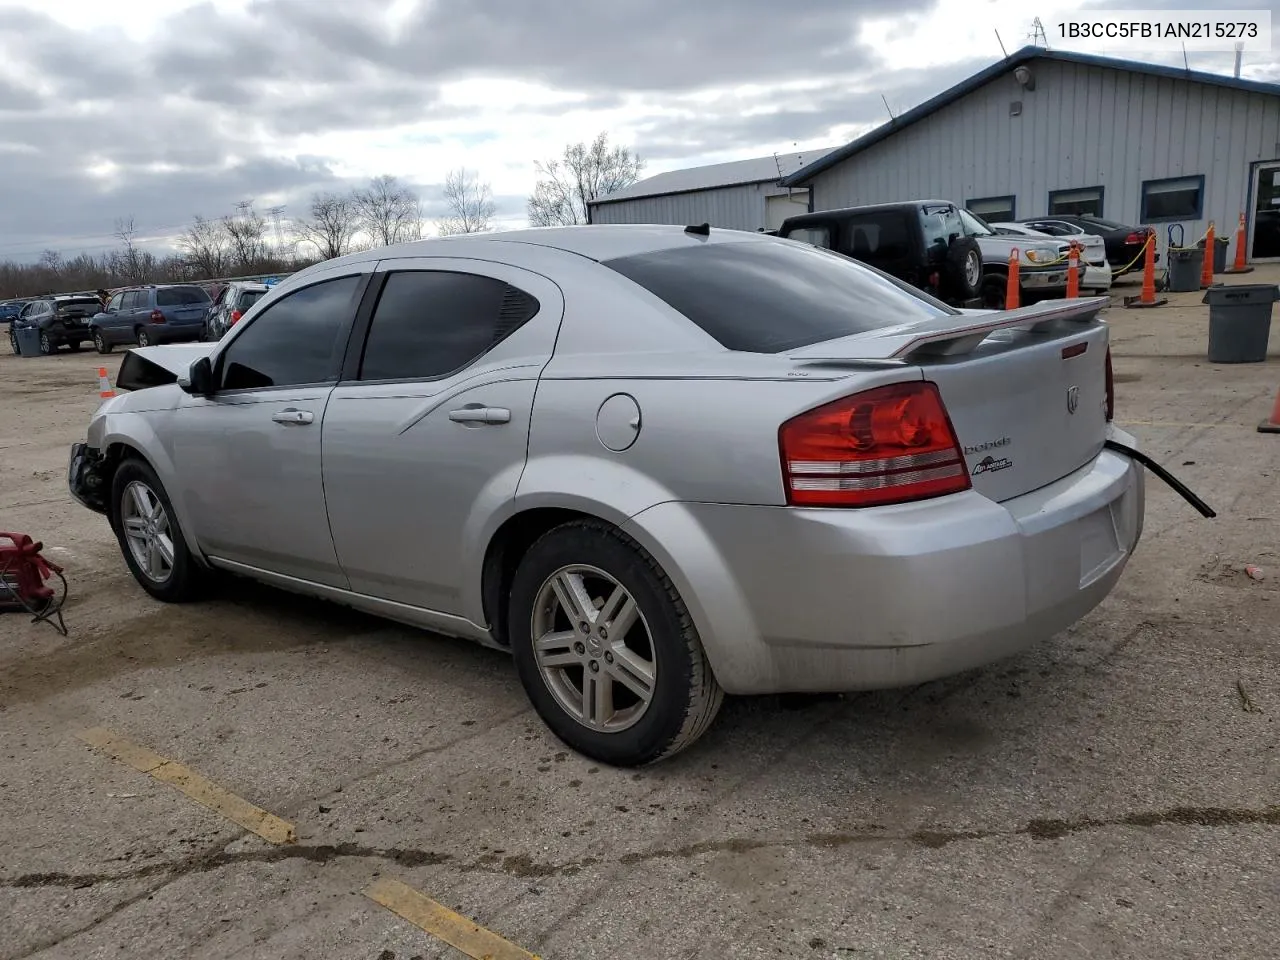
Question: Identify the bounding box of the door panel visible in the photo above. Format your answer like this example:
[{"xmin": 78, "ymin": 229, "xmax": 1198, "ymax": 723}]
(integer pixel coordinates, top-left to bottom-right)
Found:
[
  {"xmin": 168, "ymin": 387, "xmax": 348, "ymax": 586},
  {"xmin": 323, "ymin": 257, "xmax": 565, "ymax": 620}
]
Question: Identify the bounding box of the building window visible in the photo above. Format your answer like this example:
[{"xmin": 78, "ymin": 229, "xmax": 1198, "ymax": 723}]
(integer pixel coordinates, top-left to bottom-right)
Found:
[
  {"xmin": 1140, "ymin": 175, "xmax": 1205, "ymax": 222},
  {"xmin": 1048, "ymin": 186, "xmax": 1104, "ymax": 217},
  {"xmin": 966, "ymin": 196, "xmax": 1016, "ymax": 223}
]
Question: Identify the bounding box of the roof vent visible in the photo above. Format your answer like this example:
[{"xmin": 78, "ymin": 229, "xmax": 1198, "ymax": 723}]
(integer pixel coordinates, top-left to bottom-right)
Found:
[{"xmin": 684, "ymin": 223, "xmax": 710, "ymax": 236}]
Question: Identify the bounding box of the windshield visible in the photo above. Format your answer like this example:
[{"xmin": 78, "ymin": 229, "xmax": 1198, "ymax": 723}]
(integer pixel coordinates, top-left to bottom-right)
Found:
[
  {"xmin": 1079, "ymin": 216, "xmax": 1128, "ymax": 231},
  {"xmin": 236, "ymin": 290, "xmax": 266, "ymax": 311},
  {"xmin": 958, "ymin": 208, "xmax": 996, "ymax": 236},
  {"xmin": 603, "ymin": 238, "xmax": 957, "ymax": 354}
]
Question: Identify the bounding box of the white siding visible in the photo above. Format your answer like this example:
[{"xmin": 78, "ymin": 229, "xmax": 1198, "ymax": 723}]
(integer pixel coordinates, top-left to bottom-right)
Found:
[
  {"xmin": 590, "ymin": 184, "xmax": 809, "ymax": 232},
  {"xmin": 808, "ymin": 60, "xmax": 1280, "ymax": 263}
]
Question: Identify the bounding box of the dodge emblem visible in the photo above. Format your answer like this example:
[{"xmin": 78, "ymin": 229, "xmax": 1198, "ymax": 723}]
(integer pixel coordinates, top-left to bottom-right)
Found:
[{"xmin": 1066, "ymin": 385, "xmax": 1080, "ymax": 415}]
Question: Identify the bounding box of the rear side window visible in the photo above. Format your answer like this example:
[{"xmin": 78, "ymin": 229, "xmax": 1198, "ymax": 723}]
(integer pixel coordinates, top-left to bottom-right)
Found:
[
  {"xmin": 784, "ymin": 226, "xmax": 831, "ymax": 248},
  {"xmin": 236, "ymin": 290, "xmax": 265, "ymax": 312},
  {"xmin": 157, "ymin": 287, "xmax": 211, "ymax": 306},
  {"xmin": 840, "ymin": 212, "xmax": 911, "ymax": 260},
  {"xmin": 220, "ymin": 275, "xmax": 361, "ymax": 390},
  {"xmin": 602, "ymin": 240, "xmax": 956, "ymax": 354},
  {"xmin": 358, "ymin": 271, "xmax": 539, "ymax": 381}
]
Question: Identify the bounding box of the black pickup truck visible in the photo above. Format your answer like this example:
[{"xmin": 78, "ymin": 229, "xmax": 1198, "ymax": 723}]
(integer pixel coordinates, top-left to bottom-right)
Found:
[{"xmin": 778, "ymin": 200, "xmax": 1070, "ymax": 309}]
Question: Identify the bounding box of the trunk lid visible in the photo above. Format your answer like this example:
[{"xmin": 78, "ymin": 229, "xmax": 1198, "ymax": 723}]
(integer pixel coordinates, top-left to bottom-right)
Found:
[
  {"xmin": 170, "ymin": 307, "xmax": 207, "ymax": 322},
  {"xmin": 787, "ymin": 298, "xmax": 1111, "ymax": 502}
]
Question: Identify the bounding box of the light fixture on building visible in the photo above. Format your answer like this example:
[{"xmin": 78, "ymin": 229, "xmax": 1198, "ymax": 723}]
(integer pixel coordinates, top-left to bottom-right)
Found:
[{"xmin": 1013, "ymin": 65, "xmax": 1035, "ymax": 90}]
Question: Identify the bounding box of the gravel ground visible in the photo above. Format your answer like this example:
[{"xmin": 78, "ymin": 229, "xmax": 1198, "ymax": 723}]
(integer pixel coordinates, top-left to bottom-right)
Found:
[{"xmin": 2, "ymin": 271, "xmax": 1278, "ymax": 960}]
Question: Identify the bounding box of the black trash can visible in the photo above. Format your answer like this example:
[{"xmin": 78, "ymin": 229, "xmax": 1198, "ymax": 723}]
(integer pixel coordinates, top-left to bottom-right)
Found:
[
  {"xmin": 1197, "ymin": 236, "xmax": 1230, "ymax": 274},
  {"xmin": 1202, "ymin": 283, "xmax": 1279, "ymax": 363},
  {"xmin": 1166, "ymin": 248, "xmax": 1204, "ymax": 292},
  {"xmin": 15, "ymin": 325, "xmax": 42, "ymax": 357}
]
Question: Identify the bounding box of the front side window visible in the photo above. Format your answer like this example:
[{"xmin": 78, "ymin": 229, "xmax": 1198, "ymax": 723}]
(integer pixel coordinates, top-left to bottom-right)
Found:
[
  {"xmin": 602, "ymin": 239, "xmax": 957, "ymax": 354},
  {"xmin": 107, "ymin": 293, "xmax": 123, "ymax": 311},
  {"xmin": 219, "ymin": 274, "xmax": 362, "ymax": 391},
  {"xmin": 358, "ymin": 271, "xmax": 540, "ymax": 382}
]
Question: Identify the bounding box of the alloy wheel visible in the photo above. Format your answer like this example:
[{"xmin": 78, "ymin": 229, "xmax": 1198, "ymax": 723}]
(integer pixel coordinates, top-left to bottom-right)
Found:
[
  {"xmin": 530, "ymin": 564, "xmax": 657, "ymax": 733},
  {"xmin": 964, "ymin": 251, "xmax": 982, "ymax": 288},
  {"xmin": 120, "ymin": 481, "xmax": 176, "ymax": 583}
]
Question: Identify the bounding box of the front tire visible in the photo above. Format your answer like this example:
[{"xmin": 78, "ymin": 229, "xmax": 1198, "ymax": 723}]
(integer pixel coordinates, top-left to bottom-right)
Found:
[
  {"xmin": 94, "ymin": 330, "xmax": 112, "ymax": 354},
  {"xmin": 508, "ymin": 520, "xmax": 723, "ymax": 766},
  {"xmin": 38, "ymin": 331, "xmax": 54, "ymax": 355},
  {"xmin": 110, "ymin": 458, "xmax": 206, "ymax": 602}
]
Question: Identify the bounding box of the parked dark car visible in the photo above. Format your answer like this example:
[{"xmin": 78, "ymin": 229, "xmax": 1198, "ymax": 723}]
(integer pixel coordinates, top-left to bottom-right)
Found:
[
  {"xmin": 206, "ymin": 280, "xmax": 269, "ymax": 339},
  {"xmin": 1018, "ymin": 215, "xmax": 1158, "ymax": 277},
  {"xmin": 779, "ymin": 200, "xmax": 1070, "ymax": 308},
  {"xmin": 0, "ymin": 299, "xmax": 29, "ymax": 324},
  {"xmin": 8, "ymin": 294, "xmax": 102, "ymax": 354},
  {"xmin": 89, "ymin": 284, "xmax": 212, "ymax": 353}
]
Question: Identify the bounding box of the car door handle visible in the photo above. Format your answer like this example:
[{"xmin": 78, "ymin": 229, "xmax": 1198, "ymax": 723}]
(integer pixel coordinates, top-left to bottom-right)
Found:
[
  {"xmin": 448, "ymin": 406, "xmax": 511, "ymax": 425},
  {"xmin": 271, "ymin": 408, "xmax": 314, "ymax": 425}
]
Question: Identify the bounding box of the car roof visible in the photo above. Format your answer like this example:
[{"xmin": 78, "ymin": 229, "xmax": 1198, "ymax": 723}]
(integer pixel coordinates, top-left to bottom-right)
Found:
[{"xmin": 309, "ymin": 224, "xmax": 776, "ymax": 270}]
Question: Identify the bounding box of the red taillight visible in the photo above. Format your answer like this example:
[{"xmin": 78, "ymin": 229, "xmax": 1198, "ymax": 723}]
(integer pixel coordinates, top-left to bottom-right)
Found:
[
  {"xmin": 149, "ymin": 309, "xmax": 164, "ymax": 323},
  {"xmin": 1124, "ymin": 232, "xmax": 1142, "ymax": 245},
  {"xmin": 779, "ymin": 382, "xmax": 972, "ymax": 508},
  {"xmin": 230, "ymin": 309, "xmax": 242, "ymax": 324},
  {"xmin": 1104, "ymin": 347, "xmax": 1114, "ymax": 422}
]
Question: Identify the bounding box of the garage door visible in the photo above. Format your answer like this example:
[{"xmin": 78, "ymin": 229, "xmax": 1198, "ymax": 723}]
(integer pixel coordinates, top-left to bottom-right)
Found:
[{"xmin": 766, "ymin": 192, "xmax": 811, "ymax": 230}]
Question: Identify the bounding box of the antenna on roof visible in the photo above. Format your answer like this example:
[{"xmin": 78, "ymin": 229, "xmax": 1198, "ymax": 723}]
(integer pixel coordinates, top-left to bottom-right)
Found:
[
  {"xmin": 773, "ymin": 152, "xmax": 784, "ymax": 178},
  {"xmin": 1029, "ymin": 17, "xmax": 1048, "ymax": 49},
  {"xmin": 881, "ymin": 95, "xmax": 896, "ymax": 121},
  {"xmin": 1182, "ymin": 43, "xmax": 1190, "ymax": 71},
  {"xmin": 1234, "ymin": 41, "xmax": 1244, "ymax": 78},
  {"xmin": 995, "ymin": 28, "xmax": 1009, "ymax": 59}
]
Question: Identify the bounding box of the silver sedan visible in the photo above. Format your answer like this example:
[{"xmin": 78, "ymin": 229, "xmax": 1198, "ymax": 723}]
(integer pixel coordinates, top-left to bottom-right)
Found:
[{"xmin": 69, "ymin": 224, "xmax": 1149, "ymax": 766}]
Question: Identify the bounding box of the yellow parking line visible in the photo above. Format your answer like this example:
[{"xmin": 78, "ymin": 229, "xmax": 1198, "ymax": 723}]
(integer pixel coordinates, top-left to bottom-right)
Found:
[
  {"xmin": 364, "ymin": 877, "xmax": 540, "ymax": 960},
  {"xmin": 78, "ymin": 727, "xmax": 296, "ymax": 845}
]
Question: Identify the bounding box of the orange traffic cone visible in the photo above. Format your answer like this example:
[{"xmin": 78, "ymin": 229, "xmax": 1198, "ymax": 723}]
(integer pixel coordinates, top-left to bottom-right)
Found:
[
  {"xmin": 97, "ymin": 367, "xmax": 114, "ymax": 399},
  {"xmin": 1066, "ymin": 241, "xmax": 1080, "ymax": 298},
  {"xmin": 1005, "ymin": 249, "xmax": 1020, "ymax": 309},
  {"xmin": 1225, "ymin": 211, "xmax": 1254, "ymax": 274},
  {"xmin": 1200, "ymin": 221, "xmax": 1216, "ymax": 288},
  {"xmin": 1260, "ymin": 385, "xmax": 1280, "ymax": 435},
  {"xmin": 1125, "ymin": 233, "xmax": 1167, "ymax": 309}
]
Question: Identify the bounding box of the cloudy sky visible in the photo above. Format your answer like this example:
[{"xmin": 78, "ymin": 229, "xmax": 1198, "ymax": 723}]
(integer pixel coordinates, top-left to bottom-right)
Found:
[{"xmin": 0, "ymin": 0, "xmax": 1275, "ymax": 262}]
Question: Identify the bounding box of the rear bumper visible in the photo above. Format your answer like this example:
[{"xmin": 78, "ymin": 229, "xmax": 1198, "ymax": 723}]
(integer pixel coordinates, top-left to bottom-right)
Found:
[
  {"xmin": 624, "ymin": 430, "xmax": 1144, "ymax": 695},
  {"xmin": 148, "ymin": 322, "xmax": 205, "ymax": 343},
  {"xmin": 1082, "ymin": 264, "xmax": 1113, "ymax": 291}
]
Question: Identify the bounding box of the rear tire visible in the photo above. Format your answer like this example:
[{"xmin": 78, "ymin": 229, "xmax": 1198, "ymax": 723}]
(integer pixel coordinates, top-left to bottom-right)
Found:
[
  {"xmin": 508, "ymin": 519, "xmax": 723, "ymax": 767},
  {"xmin": 94, "ymin": 331, "xmax": 112, "ymax": 354},
  {"xmin": 110, "ymin": 458, "xmax": 207, "ymax": 603}
]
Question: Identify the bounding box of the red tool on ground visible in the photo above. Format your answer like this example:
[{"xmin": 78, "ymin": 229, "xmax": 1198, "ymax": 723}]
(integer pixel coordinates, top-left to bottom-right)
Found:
[{"xmin": 0, "ymin": 532, "xmax": 68, "ymax": 635}]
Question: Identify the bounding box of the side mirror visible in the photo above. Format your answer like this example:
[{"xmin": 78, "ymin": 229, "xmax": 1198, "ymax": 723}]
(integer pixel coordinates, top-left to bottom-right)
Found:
[{"xmin": 180, "ymin": 356, "xmax": 215, "ymax": 396}]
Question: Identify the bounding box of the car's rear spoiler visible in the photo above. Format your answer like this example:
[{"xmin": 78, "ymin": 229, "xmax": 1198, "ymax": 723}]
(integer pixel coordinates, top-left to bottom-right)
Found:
[{"xmin": 788, "ymin": 296, "xmax": 1109, "ymax": 364}]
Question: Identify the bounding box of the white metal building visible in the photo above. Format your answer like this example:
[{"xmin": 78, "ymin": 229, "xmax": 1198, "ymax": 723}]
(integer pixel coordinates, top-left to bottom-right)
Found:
[
  {"xmin": 588, "ymin": 149, "xmax": 834, "ymax": 233},
  {"xmin": 783, "ymin": 46, "xmax": 1280, "ymax": 264}
]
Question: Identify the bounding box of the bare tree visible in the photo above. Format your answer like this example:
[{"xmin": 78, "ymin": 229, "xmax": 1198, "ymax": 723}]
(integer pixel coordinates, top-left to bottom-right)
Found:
[
  {"xmin": 353, "ymin": 175, "xmax": 422, "ymax": 247},
  {"xmin": 223, "ymin": 200, "xmax": 268, "ymax": 273},
  {"xmin": 114, "ymin": 216, "xmax": 146, "ymax": 282},
  {"xmin": 435, "ymin": 168, "xmax": 497, "ymax": 236},
  {"xmin": 178, "ymin": 215, "xmax": 230, "ymax": 278},
  {"xmin": 295, "ymin": 192, "xmax": 361, "ymax": 262},
  {"xmin": 527, "ymin": 132, "xmax": 644, "ymax": 226}
]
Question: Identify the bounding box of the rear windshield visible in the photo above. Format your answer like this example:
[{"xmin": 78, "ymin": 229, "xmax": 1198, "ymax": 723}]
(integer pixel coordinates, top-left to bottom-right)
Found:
[
  {"xmin": 602, "ymin": 240, "xmax": 957, "ymax": 353},
  {"xmin": 57, "ymin": 298, "xmax": 101, "ymax": 312},
  {"xmin": 235, "ymin": 290, "xmax": 265, "ymax": 311},
  {"xmin": 157, "ymin": 287, "xmax": 211, "ymax": 306},
  {"xmin": 1079, "ymin": 216, "xmax": 1127, "ymax": 231}
]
